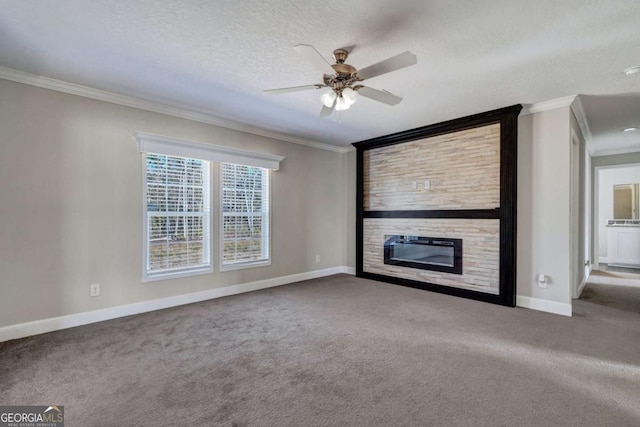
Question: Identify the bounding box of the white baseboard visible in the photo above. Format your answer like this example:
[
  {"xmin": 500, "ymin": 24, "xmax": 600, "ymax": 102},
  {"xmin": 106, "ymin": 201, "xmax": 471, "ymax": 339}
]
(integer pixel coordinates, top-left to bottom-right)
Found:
[
  {"xmin": 599, "ymin": 257, "xmax": 609, "ymax": 264},
  {"xmin": 516, "ymin": 295, "xmax": 572, "ymax": 317},
  {"xmin": 0, "ymin": 266, "xmax": 355, "ymax": 342}
]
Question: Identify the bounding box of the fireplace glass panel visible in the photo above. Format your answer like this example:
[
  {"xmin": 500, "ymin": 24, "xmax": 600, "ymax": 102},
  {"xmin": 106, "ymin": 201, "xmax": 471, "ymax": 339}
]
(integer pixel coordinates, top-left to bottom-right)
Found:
[
  {"xmin": 391, "ymin": 240, "xmax": 454, "ymax": 267},
  {"xmin": 384, "ymin": 235, "xmax": 462, "ymax": 275}
]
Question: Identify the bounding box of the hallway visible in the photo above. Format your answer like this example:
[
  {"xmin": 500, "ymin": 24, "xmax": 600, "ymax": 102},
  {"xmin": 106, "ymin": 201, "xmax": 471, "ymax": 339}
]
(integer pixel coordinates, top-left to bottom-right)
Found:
[{"xmin": 576, "ymin": 270, "xmax": 640, "ymax": 317}]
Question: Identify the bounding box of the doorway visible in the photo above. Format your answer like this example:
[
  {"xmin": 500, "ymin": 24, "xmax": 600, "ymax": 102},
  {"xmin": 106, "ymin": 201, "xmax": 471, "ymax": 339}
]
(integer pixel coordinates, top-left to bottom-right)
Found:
[{"xmin": 593, "ymin": 163, "xmax": 640, "ymax": 275}]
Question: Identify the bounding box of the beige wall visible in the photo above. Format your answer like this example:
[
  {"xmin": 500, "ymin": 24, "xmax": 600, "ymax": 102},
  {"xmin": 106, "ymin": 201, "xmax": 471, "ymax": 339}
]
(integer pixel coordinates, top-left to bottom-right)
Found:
[
  {"xmin": 517, "ymin": 107, "xmax": 572, "ymax": 305},
  {"xmin": 0, "ymin": 79, "xmax": 349, "ymax": 327}
]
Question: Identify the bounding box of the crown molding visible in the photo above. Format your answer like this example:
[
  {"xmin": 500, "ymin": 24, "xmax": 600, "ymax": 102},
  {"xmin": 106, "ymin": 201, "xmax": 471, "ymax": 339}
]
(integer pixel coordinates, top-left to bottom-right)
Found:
[
  {"xmin": 569, "ymin": 95, "xmax": 594, "ymax": 155},
  {"xmin": 0, "ymin": 66, "xmax": 351, "ymax": 154},
  {"xmin": 521, "ymin": 94, "xmax": 595, "ymax": 155},
  {"xmin": 521, "ymin": 95, "xmax": 577, "ymax": 115}
]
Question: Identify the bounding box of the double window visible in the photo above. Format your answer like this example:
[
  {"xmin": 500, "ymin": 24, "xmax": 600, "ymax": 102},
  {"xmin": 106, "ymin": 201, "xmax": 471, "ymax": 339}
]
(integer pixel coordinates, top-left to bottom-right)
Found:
[
  {"xmin": 136, "ymin": 132, "xmax": 282, "ymax": 281},
  {"xmin": 143, "ymin": 155, "xmax": 271, "ymax": 280},
  {"xmin": 134, "ymin": 132, "xmax": 284, "ymax": 281}
]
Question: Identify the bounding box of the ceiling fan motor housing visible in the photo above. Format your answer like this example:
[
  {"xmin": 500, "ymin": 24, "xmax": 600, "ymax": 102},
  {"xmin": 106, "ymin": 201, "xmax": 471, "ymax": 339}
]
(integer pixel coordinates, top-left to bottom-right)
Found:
[
  {"xmin": 332, "ymin": 48, "xmax": 349, "ymax": 63},
  {"xmin": 325, "ymin": 49, "xmax": 359, "ymax": 93}
]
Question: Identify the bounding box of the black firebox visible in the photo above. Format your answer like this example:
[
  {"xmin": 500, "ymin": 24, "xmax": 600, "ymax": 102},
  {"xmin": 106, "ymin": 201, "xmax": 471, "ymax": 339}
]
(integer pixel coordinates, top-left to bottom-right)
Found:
[{"xmin": 384, "ymin": 235, "xmax": 463, "ymax": 275}]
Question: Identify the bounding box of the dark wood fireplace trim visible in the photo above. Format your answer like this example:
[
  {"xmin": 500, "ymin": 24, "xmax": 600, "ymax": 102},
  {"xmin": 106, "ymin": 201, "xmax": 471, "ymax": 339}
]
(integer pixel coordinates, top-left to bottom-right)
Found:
[{"xmin": 353, "ymin": 104, "xmax": 522, "ymax": 307}]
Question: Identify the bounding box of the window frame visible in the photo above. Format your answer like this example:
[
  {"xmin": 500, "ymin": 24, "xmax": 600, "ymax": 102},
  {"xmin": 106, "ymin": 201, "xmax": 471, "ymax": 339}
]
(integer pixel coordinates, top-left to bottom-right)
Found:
[
  {"xmin": 134, "ymin": 132, "xmax": 283, "ymax": 281},
  {"xmin": 141, "ymin": 152, "xmax": 214, "ymax": 283},
  {"xmin": 219, "ymin": 164, "xmax": 271, "ymax": 272}
]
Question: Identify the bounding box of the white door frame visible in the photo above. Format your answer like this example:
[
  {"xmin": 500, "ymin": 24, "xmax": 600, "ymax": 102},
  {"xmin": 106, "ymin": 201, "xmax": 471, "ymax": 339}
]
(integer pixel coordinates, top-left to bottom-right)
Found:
[
  {"xmin": 593, "ymin": 162, "xmax": 640, "ymax": 272},
  {"xmin": 570, "ymin": 129, "xmax": 581, "ymax": 299}
]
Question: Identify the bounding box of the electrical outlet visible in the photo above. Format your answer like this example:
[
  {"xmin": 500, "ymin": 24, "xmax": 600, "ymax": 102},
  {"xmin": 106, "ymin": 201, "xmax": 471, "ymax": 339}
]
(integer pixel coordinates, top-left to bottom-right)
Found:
[
  {"xmin": 411, "ymin": 181, "xmax": 417, "ymax": 190},
  {"xmin": 315, "ymin": 255, "xmax": 321, "ymax": 263},
  {"xmin": 90, "ymin": 283, "xmax": 100, "ymax": 297},
  {"xmin": 537, "ymin": 274, "xmax": 548, "ymax": 288},
  {"xmin": 424, "ymin": 180, "xmax": 431, "ymax": 190}
]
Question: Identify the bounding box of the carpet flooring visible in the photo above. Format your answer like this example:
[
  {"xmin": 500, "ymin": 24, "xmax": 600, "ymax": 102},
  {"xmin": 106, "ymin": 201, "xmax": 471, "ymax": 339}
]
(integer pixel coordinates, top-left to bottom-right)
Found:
[
  {"xmin": 597, "ymin": 263, "xmax": 640, "ymax": 275},
  {"xmin": 1, "ymin": 273, "xmax": 640, "ymax": 426}
]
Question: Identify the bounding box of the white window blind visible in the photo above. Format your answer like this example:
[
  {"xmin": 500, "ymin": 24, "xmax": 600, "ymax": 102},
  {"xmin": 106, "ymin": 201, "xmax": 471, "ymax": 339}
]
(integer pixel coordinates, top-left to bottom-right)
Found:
[
  {"xmin": 144, "ymin": 153, "xmax": 211, "ymax": 279},
  {"xmin": 221, "ymin": 163, "xmax": 269, "ymax": 268}
]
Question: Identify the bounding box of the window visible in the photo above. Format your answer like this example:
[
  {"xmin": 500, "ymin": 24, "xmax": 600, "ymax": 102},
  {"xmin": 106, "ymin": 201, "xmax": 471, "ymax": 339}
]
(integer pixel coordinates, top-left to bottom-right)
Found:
[
  {"xmin": 134, "ymin": 132, "xmax": 282, "ymax": 279},
  {"xmin": 221, "ymin": 163, "xmax": 270, "ymax": 269},
  {"xmin": 143, "ymin": 153, "xmax": 211, "ymax": 280}
]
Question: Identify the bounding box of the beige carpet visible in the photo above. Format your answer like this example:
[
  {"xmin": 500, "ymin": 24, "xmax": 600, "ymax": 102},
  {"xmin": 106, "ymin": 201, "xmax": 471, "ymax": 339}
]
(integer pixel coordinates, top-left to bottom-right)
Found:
[
  {"xmin": 2, "ymin": 273, "xmax": 640, "ymax": 426},
  {"xmin": 587, "ymin": 269, "xmax": 640, "ymax": 288}
]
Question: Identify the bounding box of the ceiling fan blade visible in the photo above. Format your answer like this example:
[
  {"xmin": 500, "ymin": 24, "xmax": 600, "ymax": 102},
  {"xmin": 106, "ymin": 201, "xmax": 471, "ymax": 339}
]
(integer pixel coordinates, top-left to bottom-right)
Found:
[
  {"xmin": 263, "ymin": 84, "xmax": 324, "ymax": 95},
  {"xmin": 357, "ymin": 51, "xmax": 417, "ymax": 80},
  {"xmin": 319, "ymin": 99, "xmax": 336, "ymax": 117},
  {"xmin": 294, "ymin": 44, "xmax": 336, "ymax": 75},
  {"xmin": 357, "ymin": 86, "xmax": 403, "ymax": 106}
]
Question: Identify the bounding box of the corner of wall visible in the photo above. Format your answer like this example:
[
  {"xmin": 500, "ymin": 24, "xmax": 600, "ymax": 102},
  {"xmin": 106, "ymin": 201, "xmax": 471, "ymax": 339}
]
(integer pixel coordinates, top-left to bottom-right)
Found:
[{"xmin": 517, "ymin": 106, "xmax": 573, "ymax": 314}]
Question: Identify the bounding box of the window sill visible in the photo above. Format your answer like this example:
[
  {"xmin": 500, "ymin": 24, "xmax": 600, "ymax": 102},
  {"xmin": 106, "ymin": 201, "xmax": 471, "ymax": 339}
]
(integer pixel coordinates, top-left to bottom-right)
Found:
[
  {"xmin": 219, "ymin": 260, "xmax": 271, "ymax": 272},
  {"xmin": 143, "ymin": 266, "xmax": 213, "ymax": 283}
]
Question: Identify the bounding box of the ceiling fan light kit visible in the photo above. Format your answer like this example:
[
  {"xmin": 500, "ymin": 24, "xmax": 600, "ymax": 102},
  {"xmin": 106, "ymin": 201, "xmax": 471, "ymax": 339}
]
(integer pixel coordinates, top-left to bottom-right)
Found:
[
  {"xmin": 342, "ymin": 87, "xmax": 358, "ymax": 106},
  {"xmin": 335, "ymin": 95, "xmax": 350, "ymax": 111},
  {"xmin": 321, "ymin": 90, "xmax": 336, "ymax": 108},
  {"xmin": 264, "ymin": 45, "xmax": 417, "ymax": 117},
  {"xmin": 325, "ymin": 87, "xmax": 358, "ymax": 111}
]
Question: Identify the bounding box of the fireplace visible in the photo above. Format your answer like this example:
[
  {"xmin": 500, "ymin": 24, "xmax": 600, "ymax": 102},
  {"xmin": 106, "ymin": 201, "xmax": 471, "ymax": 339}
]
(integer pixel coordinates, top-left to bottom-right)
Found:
[{"xmin": 384, "ymin": 235, "xmax": 462, "ymax": 275}]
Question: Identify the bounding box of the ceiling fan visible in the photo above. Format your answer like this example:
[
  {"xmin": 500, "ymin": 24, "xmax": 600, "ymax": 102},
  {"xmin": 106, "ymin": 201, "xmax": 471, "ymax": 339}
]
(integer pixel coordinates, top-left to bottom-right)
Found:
[{"xmin": 263, "ymin": 44, "xmax": 417, "ymax": 117}]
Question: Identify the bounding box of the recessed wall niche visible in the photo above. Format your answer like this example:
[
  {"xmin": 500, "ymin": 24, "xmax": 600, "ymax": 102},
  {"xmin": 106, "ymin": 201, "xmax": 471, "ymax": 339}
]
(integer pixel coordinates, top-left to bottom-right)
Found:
[{"xmin": 353, "ymin": 105, "xmax": 522, "ymax": 306}]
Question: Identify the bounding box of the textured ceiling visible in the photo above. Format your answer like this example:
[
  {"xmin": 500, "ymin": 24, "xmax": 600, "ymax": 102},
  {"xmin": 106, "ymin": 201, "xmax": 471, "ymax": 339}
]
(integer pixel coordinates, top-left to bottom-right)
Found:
[{"xmin": 1, "ymin": 0, "xmax": 640, "ymax": 152}]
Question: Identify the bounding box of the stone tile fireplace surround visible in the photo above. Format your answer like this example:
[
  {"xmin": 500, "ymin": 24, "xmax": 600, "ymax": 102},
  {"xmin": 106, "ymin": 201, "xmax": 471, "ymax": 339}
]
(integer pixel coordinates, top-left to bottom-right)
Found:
[{"xmin": 353, "ymin": 106, "xmax": 521, "ymax": 306}]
